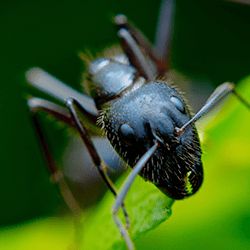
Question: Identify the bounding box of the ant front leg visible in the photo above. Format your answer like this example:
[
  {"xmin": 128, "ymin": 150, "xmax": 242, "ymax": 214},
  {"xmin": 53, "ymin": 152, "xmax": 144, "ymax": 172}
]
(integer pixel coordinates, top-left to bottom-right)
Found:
[
  {"xmin": 112, "ymin": 142, "xmax": 159, "ymax": 250},
  {"xmin": 176, "ymin": 82, "xmax": 250, "ymax": 136},
  {"xmin": 28, "ymin": 97, "xmax": 130, "ymax": 228}
]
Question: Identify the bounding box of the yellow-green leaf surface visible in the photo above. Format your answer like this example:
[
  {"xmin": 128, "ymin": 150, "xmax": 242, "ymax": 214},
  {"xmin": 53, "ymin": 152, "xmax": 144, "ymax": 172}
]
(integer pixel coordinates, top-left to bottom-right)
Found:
[
  {"xmin": 1, "ymin": 76, "xmax": 250, "ymax": 250},
  {"xmin": 0, "ymin": 217, "xmax": 76, "ymax": 250},
  {"xmin": 0, "ymin": 176, "xmax": 173, "ymax": 250},
  {"xmin": 81, "ymin": 176, "xmax": 174, "ymax": 250}
]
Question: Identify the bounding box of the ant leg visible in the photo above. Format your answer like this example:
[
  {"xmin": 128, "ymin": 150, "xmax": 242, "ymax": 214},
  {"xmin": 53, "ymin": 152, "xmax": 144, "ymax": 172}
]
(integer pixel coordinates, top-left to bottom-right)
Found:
[
  {"xmin": 27, "ymin": 68, "xmax": 130, "ymax": 225},
  {"xmin": 112, "ymin": 142, "xmax": 159, "ymax": 250},
  {"xmin": 66, "ymin": 98, "xmax": 130, "ymax": 228},
  {"xmin": 28, "ymin": 98, "xmax": 83, "ymax": 249},
  {"xmin": 154, "ymin": 0, "xmax": 175, "ymax": 65},
  {"xmin": 176, "ymin": 82, "xmax": 250, "ymax": 135},
  {"xmin": 114, "ymin": 1, "xmax": 175, "ymax": 77},
  {"xmin": 117, "ymin": 28, "xmax": 155, "ymax": 81},
  {"xmin": 26, "ymin": 67, "xmax": 99, "ymax": 122},
  {"xmin": 29, "ymin": 97, "xmax": 130, "ymax": 228}
]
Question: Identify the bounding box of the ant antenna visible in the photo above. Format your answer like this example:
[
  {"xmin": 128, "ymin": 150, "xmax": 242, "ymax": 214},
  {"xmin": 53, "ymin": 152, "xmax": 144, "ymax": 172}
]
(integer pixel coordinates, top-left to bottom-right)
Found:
[{"xmin": 176, "ymin": 82, "xmax": 250, "ymax": 136}]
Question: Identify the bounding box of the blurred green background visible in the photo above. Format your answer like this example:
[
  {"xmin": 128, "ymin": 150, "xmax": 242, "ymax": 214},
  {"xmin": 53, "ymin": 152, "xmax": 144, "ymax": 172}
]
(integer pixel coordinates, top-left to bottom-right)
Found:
[{"xmin": 1, "ymin": 0, "xmax": 250, "ymax": 249}]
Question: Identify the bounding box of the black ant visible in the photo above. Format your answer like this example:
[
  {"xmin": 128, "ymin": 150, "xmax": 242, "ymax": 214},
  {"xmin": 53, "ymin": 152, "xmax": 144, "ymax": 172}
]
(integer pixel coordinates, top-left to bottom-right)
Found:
[{"xmin": 25, "ymin": 2, "xmax": 250, "ymax": 250}]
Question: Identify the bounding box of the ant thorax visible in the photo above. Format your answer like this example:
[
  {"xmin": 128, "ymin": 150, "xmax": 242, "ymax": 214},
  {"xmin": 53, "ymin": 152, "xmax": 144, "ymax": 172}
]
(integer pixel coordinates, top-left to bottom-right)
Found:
[{"xmin": 83, "ymin": 51, "xmax": 142, "ymax": 109}]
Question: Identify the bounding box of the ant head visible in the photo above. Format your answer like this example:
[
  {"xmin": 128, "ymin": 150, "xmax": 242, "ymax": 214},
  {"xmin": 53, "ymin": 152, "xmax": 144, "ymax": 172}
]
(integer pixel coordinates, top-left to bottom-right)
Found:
[
  {"xmin": 102, "ymin": 81, "xmax": 192, "ymax": 151},
  {"xmin": 101, "ymin": 81, "xmax": 203, "ymax": 199}
]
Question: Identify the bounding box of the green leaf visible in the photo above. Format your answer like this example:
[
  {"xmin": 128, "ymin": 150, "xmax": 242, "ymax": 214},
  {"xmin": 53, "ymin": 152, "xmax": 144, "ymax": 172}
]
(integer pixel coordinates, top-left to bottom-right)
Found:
[{"xmin": 81, "ymin": 175, "xmax": 174, "ymax": 250}]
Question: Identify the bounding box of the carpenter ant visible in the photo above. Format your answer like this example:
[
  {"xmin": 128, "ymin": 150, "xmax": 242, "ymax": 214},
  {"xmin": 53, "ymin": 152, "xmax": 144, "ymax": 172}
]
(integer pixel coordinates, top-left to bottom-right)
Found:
[{"xmin": 25, "ymin": 1, "xmax": 250, "ymax": 250}]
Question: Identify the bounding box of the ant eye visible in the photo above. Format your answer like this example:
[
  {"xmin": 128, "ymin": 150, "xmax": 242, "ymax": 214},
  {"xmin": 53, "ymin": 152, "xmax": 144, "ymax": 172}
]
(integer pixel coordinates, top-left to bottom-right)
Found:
[
  {"xmin": 119, "ymin": 124, "xmax": 135, "ymax": 146},
  {"xmin": 170, "ymin": 96, "xmax": 185, "ymax": 113}
]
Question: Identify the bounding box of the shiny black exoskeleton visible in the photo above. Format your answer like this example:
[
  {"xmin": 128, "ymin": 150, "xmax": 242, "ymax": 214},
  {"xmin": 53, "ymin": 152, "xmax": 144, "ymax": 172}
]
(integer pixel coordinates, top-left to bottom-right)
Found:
[{"xmin": 101, "ymin": 81, "xmax": 203, "ymax": 199}]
